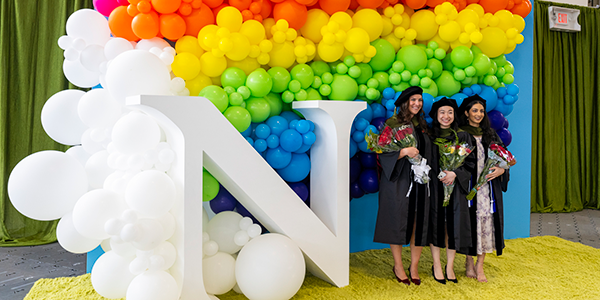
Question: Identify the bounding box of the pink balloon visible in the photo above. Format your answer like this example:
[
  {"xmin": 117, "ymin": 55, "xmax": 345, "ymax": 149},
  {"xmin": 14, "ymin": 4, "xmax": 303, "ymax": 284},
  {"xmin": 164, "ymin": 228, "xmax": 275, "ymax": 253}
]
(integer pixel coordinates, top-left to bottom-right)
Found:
[{"xmin": 93, "ymin": 0, "xmax": 121, "ymax": 17}]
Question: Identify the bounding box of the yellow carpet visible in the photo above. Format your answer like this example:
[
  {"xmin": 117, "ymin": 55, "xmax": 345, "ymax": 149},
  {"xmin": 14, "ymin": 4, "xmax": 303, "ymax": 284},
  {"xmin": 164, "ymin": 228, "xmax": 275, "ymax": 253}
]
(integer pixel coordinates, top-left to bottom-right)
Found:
[{"xmin": 25, "ymin": 236, "xmax": 600, "ymax": 300}]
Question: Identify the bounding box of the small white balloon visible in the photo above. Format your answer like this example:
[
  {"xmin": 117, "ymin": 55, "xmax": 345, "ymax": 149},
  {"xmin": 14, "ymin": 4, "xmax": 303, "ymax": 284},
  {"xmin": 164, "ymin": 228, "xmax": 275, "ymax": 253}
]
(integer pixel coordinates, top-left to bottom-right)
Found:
[
  {"xmin": 239, "ymin": 217, "xmax": 253, "ymax": 230},
  {"xmin": 157, "ymin": 149, "xmax": 175, "ymax": 164},
  {"xmin": 157, "ymin": 213, "xmax": 176, "ymax": 241},
  {"xmin": 104, "ymin": 218, "xmax": 125, "ymax": 236},
  {"xmin": 149, "ymin": 255, "xmax": 165, "ymax": 271},
  {"xmin": 41, "ymin": 89, "xmax": 88, "ymax": 145},
  {"xmin": 58, "ymin": 35, "xmax": 73, "ymax": 50},
  {"xmin": 64, "ymin": 48, "xmax": 80, "ymax": 61},
  {"xmin": 65, "ymin": 9, "xmax": 111, "ymax": 46},
  {"xmin": 125, "ymin": 170, "xmax": 176, "ymax": 218},
  {"xmin": 233, "ymin": 231, "xmax": 250, "ymax": 247},
  {"xmin": 129, "ymin": 257, "xmax": 150, "ymax": 275},
  {"xmin": 80, "ymin": 44, "xmax": 107, "ymax": 72},
  {"xmin": 110, "ymin": 237, "xmax": 137, "ymax": 258},
  {"xmin": 66, "ymin": 146, "xmax": 91, "ymax": 167},
  {"xmin": 63, "ymin": 59, "xmax": 100, "ymax": 88},
  {"xmin": 203, "ymin": 231, "xmax": 210, "ymax": 243},
  {"xmin": 81, "ymin": 128, "xmax": 105, "ymax": 154},
  {"xmin": 203, "ymin": 240, "xmax": 219, "ymax": 257},
  {"xmin": 122, "ymin": 209, "xmax": 139, "ymax": 224},
  {"xmin": 57, "ymin": 211, "xmax": 102, "ymax": 253},
  {"xmin": 91, "ymin": 251, "xmax": 136, "ymax": 299},
  {"xmin": 104, "ymin": 37, "xmax": 134, "ymax": 60},
  {"xmin": 136, "ymin": 38, "xmax": 171, "ymax": 51},
  {"xmin": 131, "ymin": 218, "xmax": 165, "ymax": 251},
  {"xmin": 153, "ymin": 241, "xmax": 177, "ymax": 270},
  {"xmin": 71, "ymin": 38, "xmax": 87, "ymax": 51},
  {"xmin": 207, "ymin": 211, "xmax": 244, "ymax": 254},
  {"xmin": 126, "ymin": 270, "xmax": 179, "ymax": 300},
  {"xmin": 78, "ymin": 88, "xmax": 122, "ymax": 128},
  {"xmin": 72, "ymin": 189, "xmax": 128, "ymax": 240},
  {"xmin": 112, "ymin": 112, "xmax": 161, "ymax": 155},
  {"xmin": 203, "ymin": 252, "xmax": 236, "ymax": 295},
  {"xmin": 247, "ymin": 224, "xmax": 262, "ymax": 238},
  {"xmin": 128, "ymin": 154, "xmax": 145, "ymax": 171},
  {"xmin": 121, "ymin": 223, "xmax": 138, "ymax": 242},
  {"xmin": 100, "ymin": 238, "xmax": 112, "ymax": 252}
]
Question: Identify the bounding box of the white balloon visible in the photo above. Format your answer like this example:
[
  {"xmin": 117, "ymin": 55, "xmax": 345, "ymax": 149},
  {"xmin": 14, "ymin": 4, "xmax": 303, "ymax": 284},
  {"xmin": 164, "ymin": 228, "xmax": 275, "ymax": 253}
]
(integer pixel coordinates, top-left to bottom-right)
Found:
[
  {"xmin": 91, "ymin": 251, "xmax": 136, "ymax": 299},
  {"xmin": 7, "ymin": 151, "xmax": 88, "ymax": 221},
  {"xmin": 63, "ymin": 59, "xmax": 100, "ymax": 88},
  {"xmin": 121, "ymin": 223, "xmax": 138, "ymax": 242},
  {"xmin": 65, "ymin": 9, "xmax": 111, "ymax": 46},
  {"xmin": 157, "ymin": 213, "xmax": 176, "ymax": 241},
  {"xmin": 207, "ymin": 211, "xmax": 244, "ymax": 254},
  {"xmin": 81, "ymin": 128, "xmax": 105, "ymax": 154},
  {"xmin": 129, "ymin": 257, "xmax": 150, "ymax": 275},
  {"xmin": 233, "ymin": 231, "xmax": 250, "ymax": 247},
  {"xmin": 104, "ymin": 218, "xmax": 124, "ymax": 236},
  {"xmin": 203, "ymin": 240, "xmax": 219, "ymax": 257},
  {"xmin": 135, "ymin": 38, "xmax": 171, "ymax": 51},
  {"xmin": 125, "ymin": 170, "xmax": 176, "ymax": 218},
  {"xmin": 131, "ymin": 218, "xmax": 165, "ymax": 251},
  {"xmin": 78, "ymin": 88, "xmax": 122, "ymax": 128},
  {"xmin": 203, "ymin": 252, "xmax": 237, "ymax": 295},
  {"xmin": 57, "ymin": 211, "xmax": 102, "ymax": 253},
  {"xmin": 112, "ymin": 112, "xmax": 161, "ymax": 155},
  {"xmin": 110, "ymin": 237, "xmax": 137, "ymax": 258},
  {"xmin": 85, "ymin": 150, "xmax": 113, "ymax": 189},
  {"xmin": 203, "ymin": 207, "xmax": 210, "ymax": 230},
  {"xmin": 236, "ymin": 234, "xmax": 306, "ymax": 300},
  {"xmin": 239, "ymin": 217, "xmax": 253, "ymax": 230},
  {"xmin": 72, "ymin": 189, "xmax": 127, "ymax": 240},
  {"xmin": 41, "ymin": 90, "xmax": 88, "ymax": 145},
  {"xmin": 80, "ymin": 44, "xmax": 107, "ymax": 72},
  {"xmin": 247, "ymin": 224, "xmax": 262, "ymax": 238},
  {"xmin": 58, "ymin": 35, "xmax": 73, "ymax": 50},
  {"xmin": 104, "ymin": 50, "xmax": 171, "ymax": 104},
  {"xmin": 100, "ymin": 238, "xmax": 112, "ymax": 252},
  {"xmin": 66, "ymin": 146, "xmax": 91, "ymax": 166},
  {"xmin": 152, "ymin": 241, "xmax": 176, "ymax": 271},
  {"xmin": 104, "ymin": 37, "xmax": 134, "ymax": 60},
  {"xmin": 126, "ymin": 271, "xmax": 179, "ymax": 300}
]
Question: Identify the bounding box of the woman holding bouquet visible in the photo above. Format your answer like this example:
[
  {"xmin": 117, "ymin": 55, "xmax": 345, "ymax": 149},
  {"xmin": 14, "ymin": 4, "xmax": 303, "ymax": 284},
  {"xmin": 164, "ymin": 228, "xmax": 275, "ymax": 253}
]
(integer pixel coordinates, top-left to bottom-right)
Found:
[
  {"xmin": 428, "ymin": 97, "xmax": 475, "ymax": 284},
  {"xmin": 458, "ymin": 95, "xmax": 510, "ymax": 283},
  {"xmin": 374, "ymin": 86, "xmax": 434, "ymax": 286}
]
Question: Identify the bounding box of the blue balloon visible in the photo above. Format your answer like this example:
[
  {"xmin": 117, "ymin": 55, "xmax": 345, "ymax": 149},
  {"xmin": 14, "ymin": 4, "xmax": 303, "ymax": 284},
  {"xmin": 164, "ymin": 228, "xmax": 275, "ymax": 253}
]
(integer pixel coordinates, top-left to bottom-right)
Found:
[
  {"xmin": 289, "ymin": 182, "xmax": 309, "ymax": 202},
  {"xmin": 294, "ymin": 143, "xmax": 311, "ymax": 153},
  {"xmin": 279, "ymin": 111, "xmax": 301, "ymax": 123},
  {"xmin": 350, "ymin": 181, "xmax": 365, "ymax": 199},
  {"xmin": 471, "ymin": 84, "xmax": 482, "ymax": 95},
  {"xmin": 355, "ymin": 100, "xmax": 373, "ymax": 122},
  {"xmin": 503, "ymin": 117, "xmax": 509, "ymax": 129},
  {"xmin": 349, "ymin": 139, "xmax": 358, "ymax": 157},
  {"xmin": 210, "ymin": 186, "xmax": 238, "ymax": 213},
  {"xmin": 354, "ymin": 117, "xmax": 369, "ymax": 131},
  {"xmin": 350, "ymin": 157, "xmax": 361, "ymax": 183},
  {"xmin": 280, "ymin": 129, "xmax": 303, "ymax": 152},
  {"xmin": 386, "ymin": 110, "xmax": 394, "ymax": 118},
  {"xmin": 241, "ymin": 125, "xmax": 253, "ymax": 137},
  {"xmin": 266, "ymin": 134, "xmax": 280, "ymax": 149},
  {"xmin": 478, "ymin": 86, "xmax": 498, "ymax": 112},
  {"xmin": 255, "ymin": 124, "xmax": 271, "ymax": 139},
  {"xmin": 358, "ymin": 140, "xmax": 371, "ymax": 153},
  {"xmin": 462, "ymin": 87, "xmax": 474, "ymax": 96},
  {"xmin": 276, "ymin": 153, "xmax": 311, "ymax": 182},
  {"xmin": 371, "ymin": 117, "xmax": 387, "ymax": 131},
  {"xmin": 266, "ymin": 116, "xmax": 289, "ymax": 136},
  {"xmin": 371, "ymin": 103, "xmax": 386, "ymax": 119},
  {"xmin": 503, "ymin": 94, "xmax": 517, "ymax": 105},
  {"xmin": 422, "ymin": 93, "xmax": 435, "ymax": 115},
  {"xmin": 254, "ymin": 139, "xmax": 267, "ymax": 152},
  {"xmin": 494, "ymin": 101, "xmax": 514, "ymax": 117},
  {"xmin": 425, "ymin": 116, "xmax": 433, "ymax": 125},
  {"xmin": 92, "ymin": 83, "xmax": 103, "ymax": 89},
  {"xmin": 383, "ymin": 87, "xmax": 396, "ymax": 99},
  {"xmin": 450, "ymin": 93, "xmax": 468, "ymax": 107},
  {"xmin": 296, "ymin": 120, "xmax": 310, "ymax": 133},
  {"xmin": 266, "ymin": 146, "xmax": 292, "ymax": 169},
  {"xmin": 359, "ymin": 152, "xmax": 377, "ymax": 168},
  {"xmin": 506, "ymin": 83, "xmax": 519, "ymax": 96},
  {"xmin": 289, "ymin": 119, "xmax": 298, "ymax": 129},
  {"xmin": 488, "ymin": 110, "xmax": 505, "ymax": 131},
  {"xmin": 496, "ymin": 128, "xmax": 512, "ymax": 147},
  {"xmin": 308, "ymin": 120, "xmax": 315, "ymax": 131},
  {"xmin": 358, "ymin": 169, "xmax": 379, "ymax": 193},
  {"xmin": 365, "ymin": 125, "xmax": 378, "ymax": 136},
  {"xmin": 496, "ymin": 86, "xmax": 507, "ymax": 98},
  {"xmin": 352, "ymin": 130, "xmax": 365, "ymax": 143},
  {"xmin": 302, "ymin": 132, "xmax": 316, "ymax": 145},
  {"xmin": 245, "ymin": 137, "xmax": 254, "ymax": 144},
  {"xmin": 385, "ymin": 100, "xmax": 396, "ymax": 111}
]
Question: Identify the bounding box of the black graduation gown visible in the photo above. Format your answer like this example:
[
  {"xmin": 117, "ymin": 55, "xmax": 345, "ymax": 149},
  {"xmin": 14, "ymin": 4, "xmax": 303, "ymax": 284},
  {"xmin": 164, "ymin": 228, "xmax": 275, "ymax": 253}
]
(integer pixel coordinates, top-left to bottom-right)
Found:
[
  {"xmin": 373, "ymin": 121, "xmax": 434, "ymax": 247},
  {"xmin": 428, "ymin": 131, "xmax": 476, "ymax": 250},
  {"xmin": 458, "ymin": 129, "xmax": 510, "ymax": 256}
]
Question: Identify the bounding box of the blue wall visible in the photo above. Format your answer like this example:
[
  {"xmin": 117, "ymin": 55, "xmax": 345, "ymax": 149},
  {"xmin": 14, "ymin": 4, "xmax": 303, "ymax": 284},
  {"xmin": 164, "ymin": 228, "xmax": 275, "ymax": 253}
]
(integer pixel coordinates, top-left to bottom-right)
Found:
[{"xmin": 350, "ymin": 10, "xmax": 534, "ymax": 253}]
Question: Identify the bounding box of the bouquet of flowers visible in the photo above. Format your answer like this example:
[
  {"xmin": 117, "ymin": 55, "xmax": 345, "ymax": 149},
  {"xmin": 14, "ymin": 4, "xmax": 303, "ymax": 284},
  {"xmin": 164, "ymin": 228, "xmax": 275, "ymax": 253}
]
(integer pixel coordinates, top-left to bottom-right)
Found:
[
  {"xmin": 365, "ymin": 124, "xmax": 430, "ymax": 184},
  {"xmin": 466, "ymin": 143, "xmax": 516, "ymax": 200},
  {"xmin": 433, "ymin": 132, "xmax": 474, "ymax": 207}
]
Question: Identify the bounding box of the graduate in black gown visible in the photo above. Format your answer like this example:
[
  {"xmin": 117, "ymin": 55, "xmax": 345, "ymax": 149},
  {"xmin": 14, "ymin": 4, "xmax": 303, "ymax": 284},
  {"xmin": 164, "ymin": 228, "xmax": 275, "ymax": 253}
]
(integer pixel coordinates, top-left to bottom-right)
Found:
[
  {"xmin": 427, "ymin": 97, "xmax": 475, "ymax": 284},
  {"xmin": 458, "ymin": 95, "xmax": 510, "ymax": 283},
  {"xmin": 374, "ymin": 86, "xmax": 434, "ymax": 286}
]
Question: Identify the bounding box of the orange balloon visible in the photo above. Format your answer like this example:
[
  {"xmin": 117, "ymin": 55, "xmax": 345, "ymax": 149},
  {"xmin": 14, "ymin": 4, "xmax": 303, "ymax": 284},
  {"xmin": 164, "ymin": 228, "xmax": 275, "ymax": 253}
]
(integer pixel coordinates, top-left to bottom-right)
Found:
[
  {"xmin": 242, "ymin": 9, "xmax": 254, "ymax": 21},
  {"xmin": 160, "ymin": 13, "xmax": 186, "ymax": 40},
  {"xmin": 405, "ymin": 0, "xmax": 426, "ymax": 9},
  {"xmin": 271, "ymin": 0, "xmax": 285, "ymax": 3},
  {"xmin": 349, "ymin": 0, "xmax": 360, "ymax": 10},
  {"xmin": 319, "ymin": 0, "xmax": 350, "ymax": 15},
  {"xmin": 357, "ymin": 0, "xmax": 384, "ymax": 9},
  {"xmin": 230, "ymin": 0, "xmax": 252, "ymax": 10},
  {"xmin": 273, "ymin": 0, "xmax": 307, "ymax": 30},
  {"xmin": 132, "ymin": 11, "xmax": 160, "ymax": 39},
  {"xmin": 296, "ymin": 0, "xmax": 315, "ymax": 4},
  {"xmin": 182, "ymin": 4, "xmax": 215, "ymax": 36},
  {"xmin": 511, "ymin": 0, "xmax": 531, "ymax": 18},
  {"xmin": 261, "ymin": 0, "xmax": 273, "ymax": 19},
  {"xmin": 426, "ymin": 0, "xmax": 446, "ymax": 7},
  {"xmin": 152, "ymin": 0, "xmax": 181, "ymax": 14},
  {"xmin": 109, "ymin": 6, "xmax": 140, "ymax": 41},
  {"xmin": 212, "ymin": 3, "xmax": 228, "ymax": 18},
  {"xmin": 203, "ymin": 0, "xmax": 224, "ymax": 8},
  {"xmin": 479, "ymin": 0, "xmax": 508, "ymax": 14}
]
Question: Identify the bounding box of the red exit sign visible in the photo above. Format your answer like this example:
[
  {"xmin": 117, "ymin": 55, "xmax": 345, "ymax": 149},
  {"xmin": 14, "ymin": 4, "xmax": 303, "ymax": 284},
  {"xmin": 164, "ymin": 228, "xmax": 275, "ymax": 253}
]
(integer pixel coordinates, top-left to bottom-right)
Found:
[{"xmin": 557, "ymin": 13, "xmax": 568, "ymax": 24}]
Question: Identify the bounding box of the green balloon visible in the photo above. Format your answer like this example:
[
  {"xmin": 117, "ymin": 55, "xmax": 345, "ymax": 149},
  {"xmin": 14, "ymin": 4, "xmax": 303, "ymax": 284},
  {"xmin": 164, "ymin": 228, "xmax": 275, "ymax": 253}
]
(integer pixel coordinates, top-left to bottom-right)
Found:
[
  {"xmin": 355, "ymin": 63, "xmax": 373, "ymax": 85},
  {"xmin": 310, "ymin": 61, "xmax": 331, "ymax": 76},
  {"xmin": 221, "ymin": 67, "xmax": 247, "ymax": 88},
  {"xmin": 471, "ymin": 45, "xmax": 482, "ymax": 56},
  {"xmin": 502, "ymin": 74, "xmax": 515, "ymax": 84},
  {"xmin": 202, "ymin": 169, "xmax": 219, "ymax": 202},
  {"xmin": 246, "ymin": 68, "xmax": 272, "ymax": 97},
  {"xmin": 488, "ymin": 60, "xmax": 498, "ymax": 75},
  {"xmin": 306, "ymin": 87, "xmax": 322, "ymax": 100},
  {"xmin": 504, "ymin": 61, "xmax": 515, "ymax": 74},
  {"xmin": 199, "ymin": 85, "xmax": 229, "ymax": 113},
  {"xmin": 496, "ymin": 67, "xmax": 506, "ymax": 78},
  {"xmin": 421, "ymin": 81, "xmax": 438, "ymax": 98},
  {"xmin": 368, "ymin": 39, "xmax": 395, "ymax": 72},
  {"xmin": 492, "ymin": 55, "xmax": 508, "ymax": 67},
  {"xmin": 246, "ymin": 97, "xmax": 271, "ymax": 123},
  {"xmin": 393, "ymin": 82, "xmax": 411, "ymax": 92},
  {"xmin": 329, "ymin": 74, "xmax": 358, "ymax": 101},
  {"xmin": 291, "ymin": 64, "xmax": 314, "ymax": 89},
  {"xmin": 372, "ymin": 72, "xmax": 390, "ymax": 92},
  {"xmin": 450, "ymin": 46, "xmax": 474, "ymax": 68},
  {"xmin": 442, "ymin": 55, "xmax": 455, "ymax": 71},
  {"xmin": 267, "ymin": 67, "xmax": 291, "ymax": 93},
  {"xmin": 483, "ymin": 75, "xmax": 498, "ymax": 86},
  {"xmin": 492, "ymin": 80, "xmax": 503, "ymax": 90},
  {"xmin": 224, "ymin": 106, "xmax": 251, "ymax": 132},
  {"xmin": 472, "ymin": 53, "xmax": 492, "ymax": 77},
  {"xmin": 420, "ymin": 77, "xmax": 433, "ymax": 88},
  {"xmin": 396, "ymin": 45, "xmax": 428, "ymax": 74},
  {"xmin": 434, "ymin": 70, "xmax": 461, "ymax": 96},
  {"xmin": 454, "ymin": 69, "xmax": 466, "ymax": 81},
  {"xmin": 264, "ymin": 93, "xmax": 283, "ymax": 117}
]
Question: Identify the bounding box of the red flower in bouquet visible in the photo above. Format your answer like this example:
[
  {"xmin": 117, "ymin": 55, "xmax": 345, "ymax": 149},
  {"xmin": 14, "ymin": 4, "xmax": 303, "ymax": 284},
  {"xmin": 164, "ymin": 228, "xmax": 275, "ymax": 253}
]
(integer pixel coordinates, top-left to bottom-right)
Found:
[
  {"xmin": 433, "ymin": 131, "xmax": 474, "ymax": 206},
  {"xmin": 466, "ymin": 143, "xmax": 516, "ymax": 200}
]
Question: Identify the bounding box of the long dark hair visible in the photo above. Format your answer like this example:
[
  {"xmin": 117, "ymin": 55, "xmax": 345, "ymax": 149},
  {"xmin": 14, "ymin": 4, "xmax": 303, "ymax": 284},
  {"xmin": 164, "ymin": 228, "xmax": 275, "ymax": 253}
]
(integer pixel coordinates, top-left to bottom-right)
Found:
[
  {"xmin": 431, "ymin": 109, "xmax": 459, "ymax": 138},
  {"xmin": 395, "ymin": 98, "xmax": 428, "ymax": 134},
  {"xmin": 459, "ymin": 100, "xmax": 495, "ymax": 145}
]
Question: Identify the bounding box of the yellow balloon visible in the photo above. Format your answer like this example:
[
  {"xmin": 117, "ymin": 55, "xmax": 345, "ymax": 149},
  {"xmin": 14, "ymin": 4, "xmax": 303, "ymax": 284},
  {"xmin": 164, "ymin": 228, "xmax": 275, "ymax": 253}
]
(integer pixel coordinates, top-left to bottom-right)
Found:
[
  {"xmin": 466, "ymin": 4, "xmax": 484, "ymax": 17},
  {"xmin": 405, "ymin": 28, "xmax": 417, "ymax": 41},
  {"xmin": 268, "ymin": 40, "xmax": 295, "ymax": 68},
  {"xmin": 198, "ymin": 25, "xmax": 219, "ymax": 51},
  {"xmin": 301, "ymin": 9, "xmax": 330, "ymax": 44},
  {"xmin": 239, "ymin": 20, "xmax": 265, "ymax": 45},
  {"xmin": 476, "ymin": 27, "xmax": 507, "ymax": 58},
  {"xmin": 200, "ymin": 52, "xmax": 227, "ymax": 77},
  {"xmin": 344, "ymin": 28, "xmax": 370, "ymax": 54},
  {"xmin": 410, "ymin": 10, "xmax": 438, "ymax": 41},
  {"xmin": 225, "ymin": 33, "xmax": 250, "ymax": 61},
  {"xmin": 470, "ymin": 31, "xmax": 483, "ymax": 44},
  {"xmin": 352, "ymin": 9, "xmax": 383, "ymax": 42},
  {"xmin": 504, "ymin": 40, "xmax": 517, "ymax": 54},
  {"xmin": 211, "ymin": 76, "xmax": 221, "ymax": 86},
  {"xmin": 428, "ymin": 34, "xmax": 450, "ymax": 52},
  {"xmin": 456, "ymin": 9, "xmax": 480, "ymax": 30},
  {"xmin": 216, "ymin": 6, "xmax": 243, "ymax": 32},
  {"xmin": 330, "ymin": 12, "xmax": 353, "ymax": 31},
  {"xmin": 172, "ymin": 53, "xmax": 201, "ymax": 80},
  {"xmin": 175, "ymin": 36, "xmax": 204, "ymax": 58},
  {"xmin": 514, "ymin": 15, "xmax": 526, "ymax": 33},
  {"xmin": 317, "ymin": 42, "xmax": 344, "ymax": 62},
  {"xmin": 400, "ymin": 12, "xmax": 411, "ymax": 28},
  {"xmin": 227, "ymin": 57, "xmax": 261, "ymax": 75},
  {"xmin": 450, "ymin": 39, "xmax": 471, "ymax": 50},
  {"xmin": 381, "ymin": 17, "xmax": 394, "ymax": 36},
  {"xmin": 495, "ymin": 10, "xmax": 515, "ymax": 31},
  {"xmin": 186, "ymin": 73, "xmax": 212, "ymax": 96},
  {"xmin": 383, "ymin": 33, "xmax": 401, "ymax": 52},
  {"xmin": 263, "ymin": 18, "xmax": 276, "ymax": 39},
  {"xmin": 438, "ymin": 20, "xmax": 460, "ymax": 43}
]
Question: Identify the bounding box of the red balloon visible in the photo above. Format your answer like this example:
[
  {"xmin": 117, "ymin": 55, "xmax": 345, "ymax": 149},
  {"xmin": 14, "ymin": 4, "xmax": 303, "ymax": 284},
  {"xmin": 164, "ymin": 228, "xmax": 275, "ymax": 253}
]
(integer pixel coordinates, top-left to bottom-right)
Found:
[
  {"xmin": 261, "ymin": 0, "xmax": 273, "ymax": 19},
  {"xmin": 273, "ymin": 0, "xmax": 307, "ymax": 30},
  {"xmin": 182, "ymin": 4, "xmax": 214, "ymax": 36},
  {"xmin": 405, "ymin": 0, "xmax": 427, "ymax": 9},
  {"xmin": 511, "ymin": 0, "xmax": 532, "ymax": 18}
]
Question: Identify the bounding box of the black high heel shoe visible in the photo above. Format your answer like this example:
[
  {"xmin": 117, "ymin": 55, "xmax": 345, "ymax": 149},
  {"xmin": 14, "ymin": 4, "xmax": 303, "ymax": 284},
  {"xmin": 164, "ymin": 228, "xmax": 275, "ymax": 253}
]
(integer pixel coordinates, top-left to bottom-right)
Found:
[
  {"xmin": 408, "ymin": 267, "xmax": 421, "ymax": 285},
  {"xmin": 446, "ymin": 265, "xmax": 458, "ymax": 283},
  {"xmin": 432, "ymin": 266, "xmax": 446, "ymax": 284},
  {"xmin": 392, "ymin": 267, "xmax": 410, "ymax": 286}
]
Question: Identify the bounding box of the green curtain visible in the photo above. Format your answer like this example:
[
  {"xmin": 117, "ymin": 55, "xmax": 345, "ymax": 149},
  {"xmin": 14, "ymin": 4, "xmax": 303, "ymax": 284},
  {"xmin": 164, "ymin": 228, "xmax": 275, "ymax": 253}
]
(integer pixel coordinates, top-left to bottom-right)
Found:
[
  {"xmin": 0, "ymin": 0, "xmax": 93, "ymax": 246},
  {"xmin": 532, "ymin": 1, "xmax": 600, "ymax": 212}
]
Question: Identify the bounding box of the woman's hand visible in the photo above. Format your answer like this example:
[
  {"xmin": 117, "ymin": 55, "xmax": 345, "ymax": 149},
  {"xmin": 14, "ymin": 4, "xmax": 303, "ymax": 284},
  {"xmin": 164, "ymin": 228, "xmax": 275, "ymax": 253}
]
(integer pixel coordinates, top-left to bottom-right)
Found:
[
  {"xmin": 399, "ymin": 147, "xmax": 419, "ymax": 159},
  {"xmin": 486, "ymin": 167, "xmax": 505, "ymax": 181},
  {"xmin": 440, "ymin": 171, "xmax": 456, "ymax": 186}
]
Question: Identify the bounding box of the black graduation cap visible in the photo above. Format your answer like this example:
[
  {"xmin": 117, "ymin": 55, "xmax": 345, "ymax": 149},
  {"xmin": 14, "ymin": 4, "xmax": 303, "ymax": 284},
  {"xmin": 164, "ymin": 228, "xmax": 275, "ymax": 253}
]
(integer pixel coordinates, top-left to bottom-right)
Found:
[
  {"xmin": 429, "ymin": 97, "xmax": 458, "ymax": 119},
  {"xmin": 394, "ymin": 86, "xmax": 423, "ymax": 107},
  {"xmin": 458, "ymin": 94, "xmax": 486, "ymax": 115}
]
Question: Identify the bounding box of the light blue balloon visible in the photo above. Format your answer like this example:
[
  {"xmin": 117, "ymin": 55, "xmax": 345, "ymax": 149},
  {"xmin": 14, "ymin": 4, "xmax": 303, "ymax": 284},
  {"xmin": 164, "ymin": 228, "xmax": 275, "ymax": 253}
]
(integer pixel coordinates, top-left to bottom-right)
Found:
[
  {"xmin": 506, "ymin": 83, "xmax": 519, "ymax": 96},
  {"xmin": 276, "ymin": 153, "xmax": 311, "ymax": 182},
  {"xmin": 358, "ymin": 140, "xmax": 371, "ymax": 153},
  {"xmin": 423, "ymin": 93, "xmax": 435, "ymax": 115},
  {"xmin": 425, "ymin": 116, "xmax": 433, "ymax": 124},
  {"xmin": 294, "ymin": 143, "xmax": 311, "ymax": 154},
  {"xmin": 279, "ymin": 111, "xmax": 301, "ymax": 123},
  {"xmin": 289, "ymin": 119, "xmax": 298, "ymax": 129},
  {"xmin": 354, "ymin": 118, "xmax": 369, "ymax": 131},
  {"xmin": 241, "ymin": 124, "xmax": 253, "ymax": 137},
  {"xmin": 245, "ymin": 137, "xmax": 254, "ymax": 144},
  {"xmin": 296, "ymin": 120, "xmax": 310, "ymax": 134},
  {"xmin": 350, "ymin": 140, "xmax": 358, "ymax": 157},
  {"xmin": 280, "ymin": 129, "xmax": 303, "ymax": 152},
  {"xmin": 479, "ymin": 86, "xmax": 498, "ymax": 112},
  {"xmin": 365, "ymin": 125, "xmax": 378, "ymax": 135},
  {"xmin": 352, "ymin": 130, "xmax": 365, "ymax": 143},
  {"xmin": 308, "ymin": 120, "xmax": 315, "ymax": 131},
  {"xmin": 496, "ymin": 86, "xmax": 507, "ymax": 98},
  {"xmin": 266, "ymin": 134, "xmax": 279, "ymax": 149},
  {"xmin": 355, "ymin": 100, "xmax": 373, "ymax": 122},
  {"xmin": 303, "ymin": 132, "xmax": 316, "ymax": 145},
  {"xmin": 254, "ymin": 139, "xmax": 267, "ymax": 152},
  {"xmin": 371, "ymin": 103, "xmax": 386, "ymax": 119},
  {"xmin": 385, "ymin": 100, "xmax": 396, "ymax": 111},
  {"xmin": 503, "ymin": 95, "xmax": 516, "ymax": 105},
  {"xmin": 494, "ymin": 101, "xmax": 514, "ymax": 116},
  {"xmin": 255, "ymin": 124, "xmax": 271, "ymax": 139},
  {"xmin": 266, "ymin": 116, "xmax": 289, "ymax": 136},
  {"xmin": 450, "ymin": 93, "xmax": 468, "ymax": 106},
  {"xmin": 383, "ymin": 87, "xmax": 395, "ymax": 99},
  {"xmin": 471, "ymin": 84, "xmax": 482, "ymax": 95},
  {"xmin": 462, "ymin": 87, "xmax": 474, "ymax": 96},
  {"xmin": 266, "ymin": 147, "xmax": 292, "ymax": 169},
  {"xmin": 386, "ymin": 110, "xmax": 394, "ymax": 118}
]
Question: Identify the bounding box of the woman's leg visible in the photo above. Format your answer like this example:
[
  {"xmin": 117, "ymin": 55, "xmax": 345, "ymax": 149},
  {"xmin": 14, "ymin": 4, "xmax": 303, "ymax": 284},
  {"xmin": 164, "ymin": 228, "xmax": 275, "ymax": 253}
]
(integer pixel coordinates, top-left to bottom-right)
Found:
[
  {"xmin": 409, "ymin": 221, "xmax": 422, "ymax": 279},
  {"xmin": 465, "ymin": 255, "xmax": 476, "ymax": 278},
  {"xmin": 390, "ymin": 244, "xmax": 407, "ymax": 279},
  {"xmin": 430, "ymin": 244, "xmax": 444, "ymax": 280},
  {"xmin": 476, "ymin": 254, "xmax": 487, "ymax": 282},
  {"xmin": 445, "ymin": 232, "xmax": 457, "ymax": 280}
]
